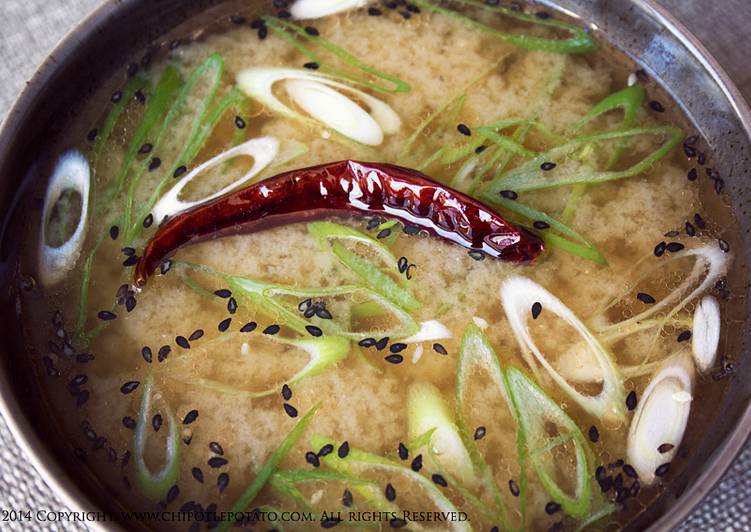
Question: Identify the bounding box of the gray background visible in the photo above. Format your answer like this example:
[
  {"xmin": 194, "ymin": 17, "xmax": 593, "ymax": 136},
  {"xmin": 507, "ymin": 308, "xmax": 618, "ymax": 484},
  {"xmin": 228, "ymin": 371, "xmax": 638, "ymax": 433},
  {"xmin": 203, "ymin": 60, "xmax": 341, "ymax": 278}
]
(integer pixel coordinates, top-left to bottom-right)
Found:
[{"xmin": 0, "ymin": 0, "xmax": 749, "ymax": 530}]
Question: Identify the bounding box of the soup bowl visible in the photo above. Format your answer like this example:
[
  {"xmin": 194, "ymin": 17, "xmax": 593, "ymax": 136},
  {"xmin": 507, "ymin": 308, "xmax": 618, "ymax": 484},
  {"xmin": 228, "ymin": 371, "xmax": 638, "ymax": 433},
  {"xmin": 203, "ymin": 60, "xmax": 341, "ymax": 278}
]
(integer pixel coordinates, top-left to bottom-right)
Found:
[{"xmin": 0, "ymin": 0, "xmax": 748, "ymax": 530}]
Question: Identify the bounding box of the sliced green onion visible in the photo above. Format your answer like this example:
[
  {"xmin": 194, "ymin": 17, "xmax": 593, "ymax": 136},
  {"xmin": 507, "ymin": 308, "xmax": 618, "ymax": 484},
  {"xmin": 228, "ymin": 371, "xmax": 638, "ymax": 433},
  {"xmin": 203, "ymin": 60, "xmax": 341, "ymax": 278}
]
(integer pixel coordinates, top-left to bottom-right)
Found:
[
  {"xmin": 93, "ymin": 75, "xmax": 148, "ymax": 164},
  {"xmin": 237, "ymin": 67, "xmax": 400, "ymax": 147},
  {"xmin": 124, "ymin": 53, "xmax": 225, "ymax": 241},
  {"xmin": 455, "ymin": 324, "xmax": 515, "ymax": 529},
  {"xmin": 134, "ymin": 375, "xmax": 181, "ymax": 500},
  {"xmin": 500, "ymin": 276, "xmax": 626, "ymax": 423},
  {"xmin": 308, "ymin": 221, "xmax": 421, "ymax": 311},
  {"xmin": 626, "ymin": 352, "xmax": 694, "ymax": 484},
  {"xmin": 505, "ymin": 367, "xmax": 593, "ymax": 518},
  {"xmin": 493, "ymin": 197, "xmax": 607, "ymax": 265},
  {"xmin": 412, "ymin": 0, "xmax": 597, "ymax": 54},
  {"xmin": 595, "ymin": 245, "xmax": 730, "ymax": 337},
  {"xmin": 483, "ymin": 125, "xmax": 683, "ymax": 193},
  {"xmin": 38, "ymin": 150, "xmax": 91, "ymax": 287},
  {"xmin": 408, "ymin": 382, "xmax": 475, "ymax": 485},
  {"xmin": 97, "ymin": 65, "xmax": 183, "ymax": 210},
  {"xmin": 264, "ymin": 17, "xmax": 410, "ymax": 94},
  {"xmin": 166, "ymin": 332, "xmax": 348, "ymax": 397},
  {"xmin": 217, "ymin": 405, "xmax": 319, "ymax": 532},
  {"xmin": 151, "ymin": 137, "xmax": 279, "ymax": 223}
]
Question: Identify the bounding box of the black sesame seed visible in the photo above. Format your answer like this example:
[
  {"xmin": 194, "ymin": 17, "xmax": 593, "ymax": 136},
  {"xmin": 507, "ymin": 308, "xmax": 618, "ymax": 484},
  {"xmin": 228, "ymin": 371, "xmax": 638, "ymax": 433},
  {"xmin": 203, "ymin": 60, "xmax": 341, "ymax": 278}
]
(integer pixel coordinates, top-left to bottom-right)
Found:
[
  {"xmin": 208, "ymin": 457, "xmax": 228, "ymax": 468},
  {"xmin": 358, "ymin": 338, "xmax": 376, "ymax": 348},
  {"xmin": 213, "ymin": 288, "xmax": 231, "ymax": 299},
  {"xmin": 508, "ymin": 479, "xmax": 520, "ymax": 497},
  {"xmin": 719, "ymin": 239, "xmax": 730, "ymax": 253},
  {"xmin": 626, "ymin": 390, "xmax": 637, "ymax": 411},
  {"xmin": 531, "ymin": 301, "xmax": 542, "ymax": 320},
  {"xmin": 227, "ymin": 297, "xmax": 238, "ymax": 314},
  {"xmin": 685, "ymin": 222, "xmax": 696, "ymax": 237},
  {"xmin": 375, "ymin": 337, "xmax": 389, "ymax": 350},
  {"xmin": 160, "ymin": 259, "xmax": 172, "ymax": 274},
  {"xmin": 665, "ymin": 230, "xmax": 680, "ymax": 238},
  {"xmin": 142, "ymin": 346, "xmax": 153, "ymax": 363},
  {"xmin": 316, "ymin": 306, "xmax": 333, "ymax": 320},
  {"xmin": 390, "ymin": 342, "xmax": 408, "ymax": 353},
  {"xmin": 654, "ymin": 463, "xmax": 671, "ymax": 477},
  {"xmin": 318, "ymin": 443, "xmax": 334, "ymax": 457},
  {"xmin": 407, "ymin": 3, "xmax": 420, "ymax": 12},
  {"xmin": 148, "ymin": 158, "xmax": 161, "ymax": 171},
  {"xmin": 190, "ymin": 467, "xmax": 203, "ymax": 482},
  {"xmin": 636, "ymin": 292, "xmax": 656, "ymax": 304},
  {"xmin": 158, "ymin": 345, "xmax": 171, "ymax": 362},
  {"xmin": 630, "ymin": 479, "xmax": 641, "ymax": 497},
  {"xmin": 397, "ymin": 256, "xmax": 408, "ymax": 273},
  {"xmin": 183, "ymin": 410, "xmax": 199, "ymax": 425},
  {"xmin": 109, "ymin": 225, "xmax": 119, "ymax": 240},
  {"xmin": 138, "ymin": 143, "xmax": 153, "ymax": 155},
  {"xmin": 403, "ymin": 224, "xmax": 421, "ymax": 235},
  {"xmin": 533, "ymin": 220, "xmax": 550, "ymax": 230},
  {"xmin": 685, "ymin": 135, "xmax": 698, "ymax": 146},
  {"xmin": 241, "ymin": 321, "xmax": 257, "ymax": 333},
  {"xmin": 377, "ymin": 228, "xmax": 392, "ymax": 239},
  {"xmin": 87, "ymin": 128, "xmax": 98, "ymax": 142},
  {"xmin": 98, "ymin": 310, "xmax": 117, "ymax": 321},
  {"xmin": 535, "ymin": 10, "xmax": 551, "ymax": 19},
  {"xmin": 76, "ymin": 353, "xmax": 95, "ymax": 363},
  {"xmin": 306, "ymin": 325, "xmax": 323, "ymax": 337},
  {"xmin": 176, "ymin": 336, "xmax": 190, "ymax": 349},
  {"xmin": 234, "ymin": 116, "xmax": 246, "ymax": 129},
  {"xmin": 250, "ymin": 18, "xmax": 265, "ymax": 28},
  {"xmin": 432, "ymin": 343, "xmax": 448, "ymax": 355},
  {"xmin": 183, "ymin": 436, "xmax": 192, "ymax": 445},
  {"xmin": 111, "ymin": 90, "xmax": 122, "ymax": 103},
  {"xmin": 303, "ymin": 62, "xmax": 320, "ymax": 70},
  {"xmin": 76, "ymin": 390, "xmax": 90, "ymax": 406},
  {"xmin": 588, "ymin": 425, "xmax": 600, "ymax": 443},
  {"xmin": 683, "ymin": 145, "xmax": 697, "ymax": 158},
  {"xmin": 385, "ymin": 354, "xmax": 403, "ymax": 364},
  {"xmin": 120, "ymin": 381, "xmax": 140, "ymax": 394},
  {"xmin": 122, "ymin": 416, "xmax": 137, "ymax": 429},
  {"xmin": 687, "ymin": 168, "xmax": 697, "ymax": 181},
  {"xmin": 693, "ymin": 213, "xmax": 706, "ymax": 229},
  {"xmin": 431, "ymin": 473, "xmax": 448, "ymax": 487},
  {"xmin": 302, "ymin": 26, "xmax": 320, "ymax": 36},
  {"xmin": 389, "ymin": 518, "xmax": 407, "ymax": 529},
  {"xmin": 649, "ymin": 100, "xmax": 665, "ymax": 113},
  {"xmin": 540, "ymin": 162, "xmax": 556, "ymax": 171},
  {"xmin": 658, "ymin": 443, "xmax": 674, "ymax": 454},
  {"xmin": 306, "ymin": 451, "xmax": 320, "ymax": 467},
  {"xmin": 623, "ymin": 464, "xmax": 639, "ymax": 479},
  {"xmin": 218, "ymin": 318, "xmax": 231, "ymax": 332},
  {"xmin": 264, "ymin": 324, "xmax": 281, "ymax": 335},
  {"xmin": 666, "ymin": 242, "xmax": 685, "ymax": 253},
  {"xmin": 284, "ymin": 403, "xmax": 298, "ymax": 418},
  {"xmin": 468, "ymin": 250, "xmax": 485, "ymax": 261},
  {"xmin": 457, "ymin": 123, "xmax": 471, "ymax": 136},
  {"xmin": 500, "ymin": 189, "xmax": 518, "ymax": 200},
  {"xmin": 545, "ymin": 502, "xmax": 561, "ymax": 515},
  {"xmin": 399, "ymin": 11, "xmax": 411, "ymax": 19},
  {"xmin": 398, "ymin": 442, "xmax": 409, "ymax": 460},
  {"xmin": 189, "ymin": 329, "xmax": 204, "ymax": 341},
  {"xmin": 217, "ymin": 473, "xmax": 229, "ymax": 493},
  {"xmin": 698, "ymin": 152, "xmax": 706, "ymax": 165},
  {"xmin": 474, "ymin": 426, "xmax": 486, "ymax": 440},
  {"xmin": 169, "ymin": 39, "xmax": 181, "ymax": 50},
  {"xmin": 385, "ymin": 483, "xmax": 396, "ymax": 501},
  {"xmin": 411, "ymin": 454, "xmax": 422, "ymax": 472},
  {"xmin": 122, "ymin": 255, "xmax": 139, "ymax": 267},
  {"xmin": 125, "ymin": 296, "xmax": 137, "ymax": 312},
  {"xmin": 277, "ymin": 9, "xmax": 292, "ymax": 18},
  {"xmin": 338, "ymin": 441, "xmax": 350, "ymax": 458},
  {"xmin": 676, "ymin": 330, "xmax": 692, "ymax": 342},
  {"xmin": 342, "ymin": 489, "xmax": 353, "ymax": 507},
  {"xmin": 258, "ymin": 27, "xmax": 268, "ymax": 39},
  {"xmin": 152, "ymin": 414, "xmax": 163, "ymax": 432},
  {"xmin": 653, "ymin": 241, "xmax": 667, "ymax": 257},
  {"xmin": 209, "ymin": 441, "xmax": 224, "ymax": 455},
  {"xmin": 485, "ymin": 0, "xmax": 499, "ymax": 4},
  {"xmin": 173, "ymin": 165, "xmax": 187, "ymax": 178},
  {"xmin": 276, "ymin": 386, "xmax": 292, "ymax": 405},
  {"xmin": 368, "ymin": 6, "xmax": 382, "ymax": 15}
]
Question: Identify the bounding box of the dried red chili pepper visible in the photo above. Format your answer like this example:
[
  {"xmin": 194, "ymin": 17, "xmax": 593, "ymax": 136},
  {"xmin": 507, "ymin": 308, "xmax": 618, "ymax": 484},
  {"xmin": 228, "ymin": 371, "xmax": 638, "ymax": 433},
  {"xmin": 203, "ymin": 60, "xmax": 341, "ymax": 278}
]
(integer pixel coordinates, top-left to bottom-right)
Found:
[{"xmin": 134, "ymin": 160, "xmax": 543, "ymax": 286}]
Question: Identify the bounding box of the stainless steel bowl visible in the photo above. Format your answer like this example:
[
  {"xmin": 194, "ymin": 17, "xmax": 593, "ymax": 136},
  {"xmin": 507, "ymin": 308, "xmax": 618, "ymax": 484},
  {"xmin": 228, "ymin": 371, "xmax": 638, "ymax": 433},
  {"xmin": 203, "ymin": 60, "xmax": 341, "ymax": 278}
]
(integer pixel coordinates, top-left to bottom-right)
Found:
[{"xmin": 0, "ymin": 1, "xmax": 748, "ymax": 529}]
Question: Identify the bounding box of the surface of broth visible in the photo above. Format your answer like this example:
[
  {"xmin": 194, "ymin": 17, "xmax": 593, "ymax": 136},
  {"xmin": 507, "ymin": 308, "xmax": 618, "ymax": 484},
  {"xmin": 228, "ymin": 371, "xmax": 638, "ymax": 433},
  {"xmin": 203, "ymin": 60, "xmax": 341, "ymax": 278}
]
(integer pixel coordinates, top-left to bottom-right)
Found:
[{"xmin": 21, "ymin": 2, "xmax": 746, "ymax": 531}]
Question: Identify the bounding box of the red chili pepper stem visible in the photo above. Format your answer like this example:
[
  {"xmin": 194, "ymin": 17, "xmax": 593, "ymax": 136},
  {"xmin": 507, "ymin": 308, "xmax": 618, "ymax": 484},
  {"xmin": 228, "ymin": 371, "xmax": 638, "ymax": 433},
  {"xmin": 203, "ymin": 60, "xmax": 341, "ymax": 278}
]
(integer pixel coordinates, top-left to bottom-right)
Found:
[{"xmin": 134, "ymin": 160, "xmax": 543, "ymax": 287}]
